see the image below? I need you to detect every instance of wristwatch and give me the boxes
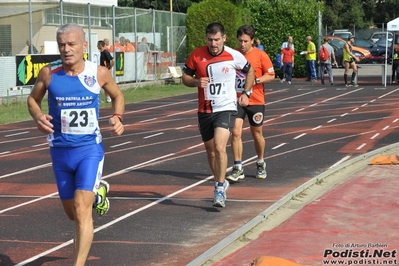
[243,90,251,98]
[255,78,261,84]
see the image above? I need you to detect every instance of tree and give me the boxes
[243,0,324,77]
[185,0,244,55]
[323,0,366,30]
[118,0,201,13]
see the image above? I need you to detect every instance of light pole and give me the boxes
[170,0,174,65]
[29,0,33,54]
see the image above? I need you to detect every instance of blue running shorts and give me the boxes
[50,143,105,200]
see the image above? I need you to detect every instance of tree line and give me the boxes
[118,0,398,30]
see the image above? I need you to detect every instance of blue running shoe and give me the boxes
[213,180,230,208]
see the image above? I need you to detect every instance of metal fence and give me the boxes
[0,1,187,98]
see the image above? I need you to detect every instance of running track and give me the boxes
[1,78,399,265]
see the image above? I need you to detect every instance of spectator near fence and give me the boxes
[26,39,38,54]
[110,37,124,52]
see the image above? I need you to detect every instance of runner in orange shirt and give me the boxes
[226,25,275,182]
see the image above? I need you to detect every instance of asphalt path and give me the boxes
[1,70,399,265]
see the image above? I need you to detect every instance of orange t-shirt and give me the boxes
[125,43,135,52]
[110,42,124,52]
[236,47,275,105]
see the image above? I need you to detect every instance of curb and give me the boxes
[187,142,399,266]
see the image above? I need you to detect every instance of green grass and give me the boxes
[0,83,195,125]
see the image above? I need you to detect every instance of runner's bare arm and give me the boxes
[27,65,54,134]
[182,73,209,88]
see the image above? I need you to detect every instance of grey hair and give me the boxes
[56,23,85,40]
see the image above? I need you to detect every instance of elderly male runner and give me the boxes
[182,22,255,208]
[226,25,275,182]
[27,23,124,265]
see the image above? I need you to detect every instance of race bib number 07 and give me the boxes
[61,108,97,134]
[204,82,227,101]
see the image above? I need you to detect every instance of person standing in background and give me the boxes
[124,39,135,52]
[103,38,110,50]
[136,37,150,80]
[98,40,115,103]
[281,36,295,51]
[255,39,264,51]
[280,42,294,84]
[392,48,399,83]
[26,39,38,54]
[343,35,360,87]
[303,35,317,82]
[319,37,337,85]
[109,36,123,52]
[280,36,294,82]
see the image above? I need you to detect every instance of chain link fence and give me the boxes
[0,1,186,99]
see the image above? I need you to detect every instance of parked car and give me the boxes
[369,31,393,43]
[331,30,353,40]
[367,36,398,64]
[353,38,375,49]
[324,36,371,66]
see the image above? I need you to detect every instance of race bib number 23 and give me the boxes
[61,108,97,134]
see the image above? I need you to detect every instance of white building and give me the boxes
[0,0,117,56]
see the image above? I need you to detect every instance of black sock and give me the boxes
[344,74,347,84]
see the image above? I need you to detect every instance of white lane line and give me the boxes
[243,126,250,130]
[370,133,380,140]
[309,103,318,107]
[351,108,358,111]
[0,192,58,214]
[361,103,368,107]
[370,99,376,103]
[5,131,29,137]
[14,153,205,266]
[378,88,399,99]
[32,143,48,147]
[329,155,351,169]
[0,163,52,180]
[0,151,10,155]
[382,126,390,130]
[140,118,157,123]
[293,133,306,139]
[264,118,275,123]
[312,125,322,130]
[167,109,196,117]
[321,88,363,103]
[281,113,291,117]
[356,143,367,150]
[143,132,164,139]
[188,143,203,150]
[110,142,132,148]
[327,118,336,123]
[393,119,399,123]
[272,143,286,149]
[265,88,325,106]
[340,113,348,117]
[295,108,305,112]
[176,125,192,130]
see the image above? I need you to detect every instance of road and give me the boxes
[1,73,399,265]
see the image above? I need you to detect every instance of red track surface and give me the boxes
[1,73,399,265]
